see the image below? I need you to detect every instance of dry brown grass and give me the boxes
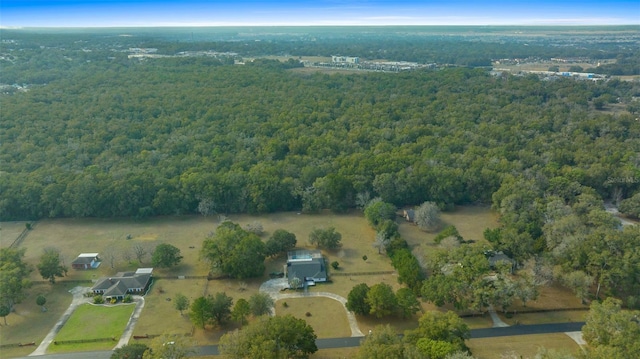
[467,333,581,359]
[6,207,586,355]
[0,221,29,248]
[276,297,351,338]
[311,347,360,358]
[0,282,75,358]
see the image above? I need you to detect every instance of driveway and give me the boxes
[29,287,145,356]
[260,279,364,337]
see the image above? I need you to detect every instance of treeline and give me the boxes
[1,47,639,220]
[3,28,638,71]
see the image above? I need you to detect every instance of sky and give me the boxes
[1,0,639,27]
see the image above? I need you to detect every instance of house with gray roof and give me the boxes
[286,250,327,289]
[91,268,153,300]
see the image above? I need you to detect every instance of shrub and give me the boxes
[245,221,264,236]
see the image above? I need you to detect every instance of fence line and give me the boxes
[331,270,396,277]
[54,337,116,345]
[8,221,37,248]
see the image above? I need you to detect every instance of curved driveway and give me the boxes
[259,279,364,337]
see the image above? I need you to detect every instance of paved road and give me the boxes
[19,322,585,358]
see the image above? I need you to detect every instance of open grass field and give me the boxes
[47,303,135,353]
[1,207,594,356]
[0,221,29,248]
[467,333,581,359]
[276,297,351,338]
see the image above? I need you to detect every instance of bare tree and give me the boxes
[102,247,118,269]
[133,244,149,264]
[414,201,441,232]
[197,197,216,217]
[373,231,390,254]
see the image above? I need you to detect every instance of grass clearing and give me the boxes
[276,297,351,338]
[48,303,135,353]
[8,207,586,354]
[54,303,135,341]
[467,333,581,359]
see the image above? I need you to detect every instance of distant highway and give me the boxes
[19,321,585,358]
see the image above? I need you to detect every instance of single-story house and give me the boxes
[286,250,327,288]
[71,253,101,270]
[91,268,153,300]
[485,251,515,273]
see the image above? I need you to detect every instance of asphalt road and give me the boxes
[18,321,586,358]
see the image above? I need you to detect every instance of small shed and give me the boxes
[403,209,415,223]
[71,253,101,270]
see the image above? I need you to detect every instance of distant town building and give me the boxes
[332,55,359,64]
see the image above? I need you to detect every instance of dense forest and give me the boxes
[1,28,639,222]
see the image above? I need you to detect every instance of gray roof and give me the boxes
[287,258,327,282]
[92,269,152,297]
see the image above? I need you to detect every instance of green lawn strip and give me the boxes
[48,303,135,352]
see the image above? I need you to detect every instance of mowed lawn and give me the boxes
[48,303,135,353]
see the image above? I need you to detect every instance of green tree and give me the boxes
[582,298,640,358]
[249,292,274,317]
[151,243,183,268]
[0,304,10,325]
[560,270,593,305]
[366,283,398,318]
[36,294,47,312]
[0,247,31,311]
[201,222,266,279]
[357,325,414,359]
[265,229,297,257]
[210,292,233,326]
[308,227,342,250]
[415,338,457,359]
[619,193,640,219]
[142,334,195,359]
[404,311,470,352]
[396,288,421,319]
[174,293,189,316]
[415,202,441,232]
[346,283,371,316]
[37,248,67,284]
[364,198,397,228]
[111,343,148,359]
[189,296,213,329]
[219,315,318,359]
[231,298,250,326]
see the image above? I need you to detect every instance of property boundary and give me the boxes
[53,337,116,345]
[331,270,395,276]
[8,221,36,248]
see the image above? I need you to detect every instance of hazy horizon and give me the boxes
[2,0,639,28]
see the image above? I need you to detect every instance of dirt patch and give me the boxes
[0,221,30,248]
